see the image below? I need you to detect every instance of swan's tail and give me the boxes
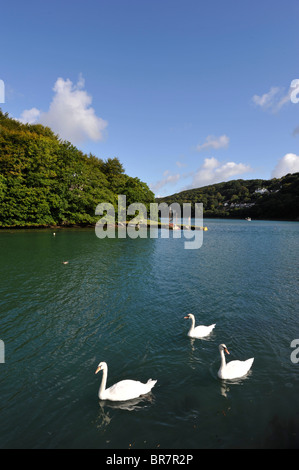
[244,357,254,373]
[147,379,157,389]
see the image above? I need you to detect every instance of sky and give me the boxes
[1,0,299,197]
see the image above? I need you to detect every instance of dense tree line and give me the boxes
[0,110,155,227]
[156,173,299,221]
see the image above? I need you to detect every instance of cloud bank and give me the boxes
[189,157,251,188]
[271,153,299,178]
[19,76,108,144]
[151,157,252,195]
[19,108,41,125]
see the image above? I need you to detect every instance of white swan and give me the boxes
[184,313,216,338]
[218,344,254,380]
[95,362,157,401]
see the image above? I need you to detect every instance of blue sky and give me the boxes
[1,0,299,196]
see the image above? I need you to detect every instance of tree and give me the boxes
[156,173,299,220]
[0,110,155,227]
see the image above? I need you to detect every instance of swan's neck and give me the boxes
[220,350,227,370]
[189,316,196,332]
[99,366,108,399]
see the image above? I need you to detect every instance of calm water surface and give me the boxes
[0,219,298,449]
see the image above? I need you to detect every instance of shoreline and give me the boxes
[0,216,298,230]
[0,221,208,231]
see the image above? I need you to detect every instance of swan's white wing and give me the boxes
[190,323,216,338]
[105,379,156,401]
[223,358,254,379]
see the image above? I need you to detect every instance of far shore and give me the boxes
[0,220,208,231]
[0,216,298,231]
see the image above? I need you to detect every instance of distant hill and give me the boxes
[156,173,299,221]
[0,110,155,227]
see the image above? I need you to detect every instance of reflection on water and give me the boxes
[98,393,156,412]
[95,407,112,432]
[219,376,250,398]
[94,394,156,438]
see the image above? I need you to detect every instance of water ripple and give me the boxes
[0,222,298,448]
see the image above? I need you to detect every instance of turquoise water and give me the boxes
[0,219,298,449]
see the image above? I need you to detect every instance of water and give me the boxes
[0,219,298,449]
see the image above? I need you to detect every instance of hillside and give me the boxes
[156,173,299,221]
[0,110,155,227]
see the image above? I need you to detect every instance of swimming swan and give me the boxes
[184,313,216,338]
[218,344,254,380]
[95,362,157,401]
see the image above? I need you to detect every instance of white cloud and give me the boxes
[252,87,280,109]
[196,134,229,152]
[150,171,181,193]
[271,153,299,178]
[18,75,108,144]
[19,108,41,124]
[189,157,251,188]
[252,83,294,112]
[151,156,252,194]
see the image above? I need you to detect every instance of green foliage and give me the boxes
[156,174,299,221]
[0,110,155,227]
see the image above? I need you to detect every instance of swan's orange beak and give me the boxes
[224,348,230,355]
[184,316,189,319]
[95,365,102,374]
